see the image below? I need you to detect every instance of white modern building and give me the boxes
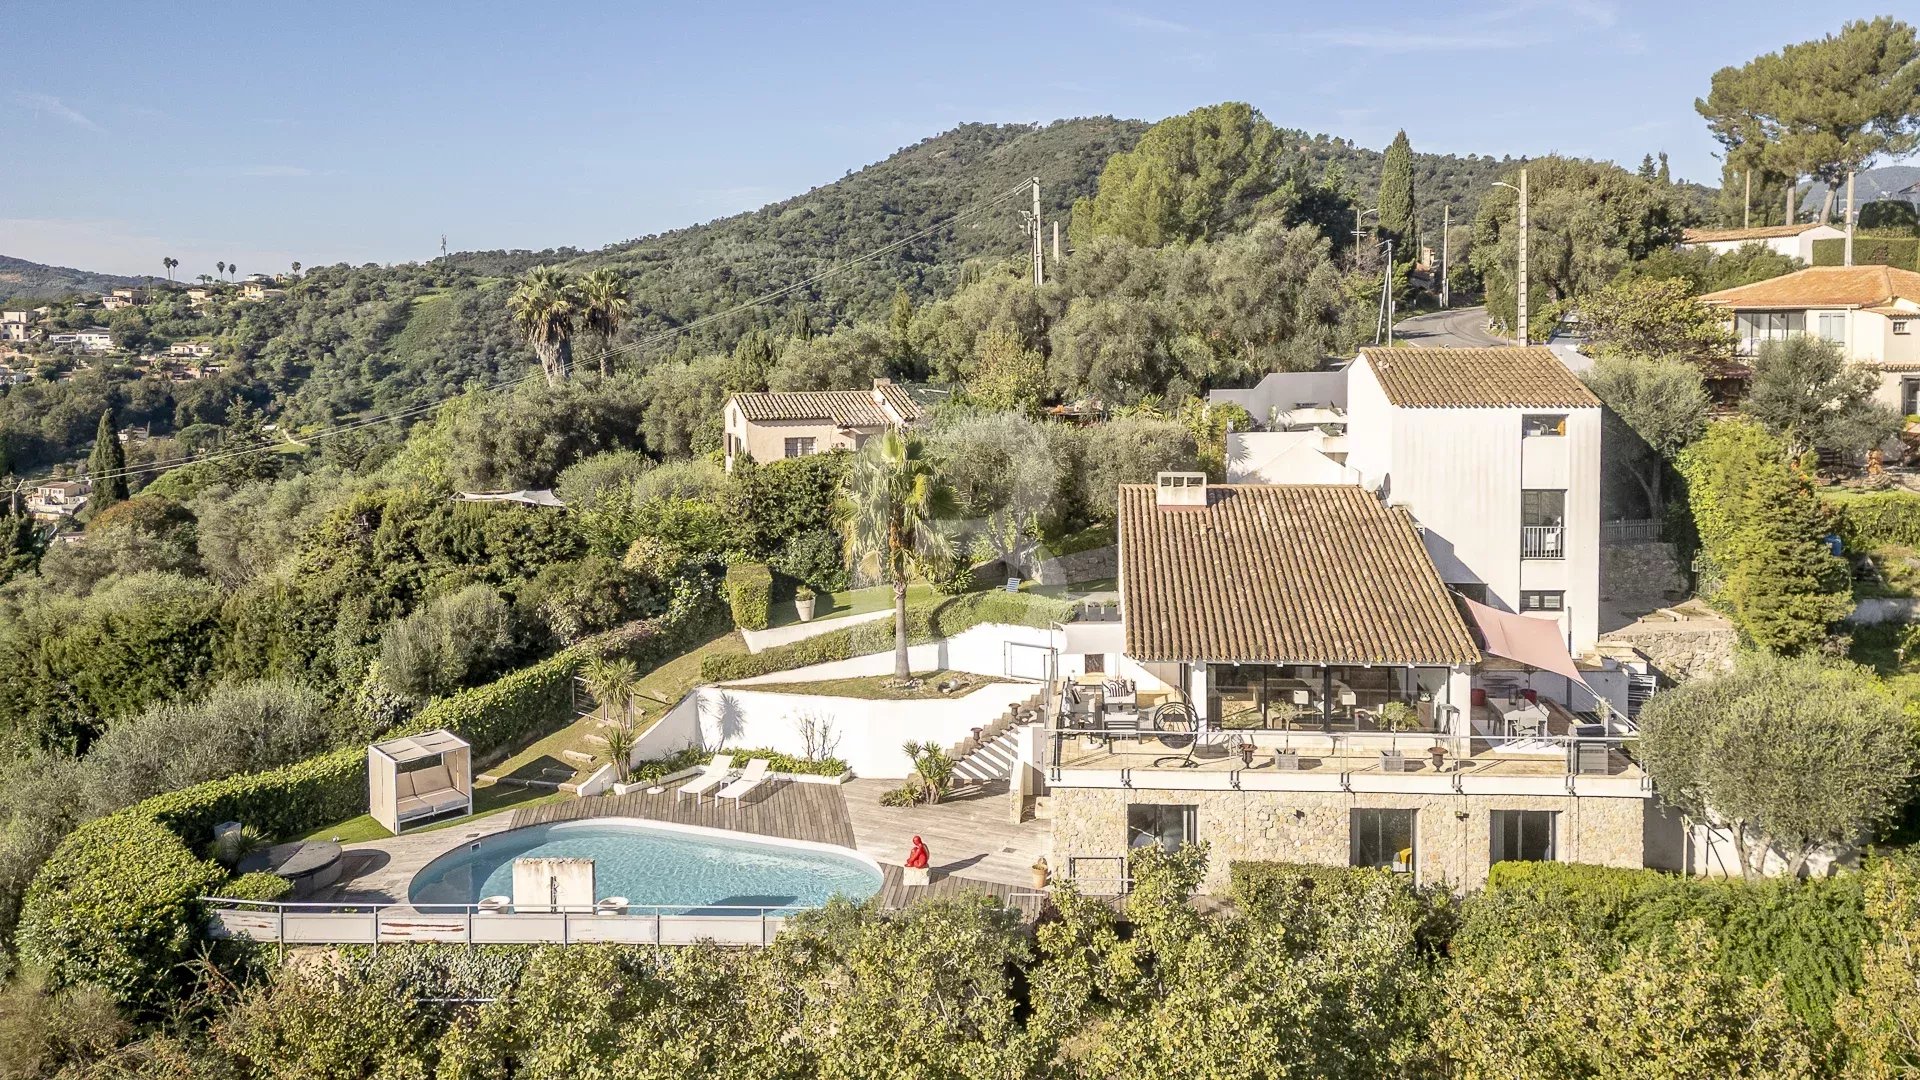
[1214,346,1603,655]
[1677,222,1842,263]
[1698,264,1920,415]
[48,327,115,354]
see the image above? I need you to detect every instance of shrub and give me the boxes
[376,584,521,699]
[1831,490,1920,550]
[1477,861,1682,934]
[718,747,850,776]
[701,590,1073,681]
[724,562,774,630]
[770,529,849,593]
[1812,234,1919,270]
[219,872,293,903]
[628,747,709,785]
[16,814,224,1009]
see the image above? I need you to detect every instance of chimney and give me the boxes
[1155,471,1208,508]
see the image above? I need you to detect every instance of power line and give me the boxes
[6,179,1037,494]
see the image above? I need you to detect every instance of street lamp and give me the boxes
[1491,169,1529,346]
[1353,207,1379,272]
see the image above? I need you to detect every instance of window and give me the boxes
[1083,653,1105,675]
[1351,809,1417,873]
[1896,320,1912,336]
[1522,414,1567,437]
[1521,489,1565,527]
[1450,583,1489,604]
[782,436,816,458]
[1491,810,1557,863]
[1815,311,1847,345]
[1906,379,1920,418]
[1734,310,1805,355]
[1127,804,1196,852]
[1519,590,1565,612]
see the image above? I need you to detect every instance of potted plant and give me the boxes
[795,585,816,622]
[1378,701,1420,772]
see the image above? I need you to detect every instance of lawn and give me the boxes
[740,669,1009,700]
[766,581,939,628]
[301,781,567,844]
[1853,542,1920,600]
[484,627,748,787]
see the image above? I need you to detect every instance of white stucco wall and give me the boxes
[725,623,1063,685]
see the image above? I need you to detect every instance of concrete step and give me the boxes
[561,749,599,767]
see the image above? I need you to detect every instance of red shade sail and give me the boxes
[1461,598,1590,689]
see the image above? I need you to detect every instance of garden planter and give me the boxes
[795,597,816,622]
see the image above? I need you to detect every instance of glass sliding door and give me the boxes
[1351,809,1417,874]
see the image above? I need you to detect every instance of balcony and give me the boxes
[1521,524,1564,560]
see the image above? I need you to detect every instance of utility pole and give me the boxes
[1440,204,1450,309]
[1052,220,1060,263]
[1375,240,1394,345]
[1030,177,1044,286]
[1743,170,1751,230]
[440,234,448,259]
[1844,170,1857,267]
[1516,168,1529,346]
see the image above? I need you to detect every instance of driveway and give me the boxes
[1394,306,1510,348]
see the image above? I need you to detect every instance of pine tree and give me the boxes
[1639,154,1657,180]
[889,286,914,361]
[1722,460,1851,654]
[1656,151,1671,185]
[1378,130,1417,255]
[87,409,128,510]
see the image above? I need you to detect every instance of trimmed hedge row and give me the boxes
[1829,490,1920,549]
[713,747,849,776]
[701,590,1075,682]
[1813,234,1920,270]
[16,814,226,1011]
[725,562,774,630]
[16,588,730,1002]
[220,871,295,902]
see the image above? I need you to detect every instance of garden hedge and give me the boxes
[220,871,295,902]
[16,588,730,1000]
[725,562,774,630]
[711,747,849,776]
[16,814,226,1011]
[1813,234,1920,270]
[700,590,1075,682]
[1828,490,1920,549]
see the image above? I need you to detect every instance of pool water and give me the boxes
[408,819,882,914]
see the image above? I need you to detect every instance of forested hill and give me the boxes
[443,119,1148,343]
[0,256,163,306]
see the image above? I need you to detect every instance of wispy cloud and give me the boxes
[1104,9,1199,35]
[14,92,102,132]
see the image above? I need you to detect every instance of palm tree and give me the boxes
[230,263,239,280]
[290,261,301,278]
[197,274,212,285]
[216,261,227,280]
[161,256,178,281]
[576,268,632,377]
[583,657,639,782]
[508,266,580,386]
[841,429,957,681]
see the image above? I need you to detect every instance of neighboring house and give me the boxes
[1698,265,1920,415]
[1677,222,1842,262]
[1215,347,1604,655]
[101,288,145,311]
[238,281,287,301]
[47,327,115,353]
[168,340,215,358]
[25,480,89,522]
[186,287,214,307]
[3,310,36,344]
[721,378,923,470]
[1038,474,1654,894]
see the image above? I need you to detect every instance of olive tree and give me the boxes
[1638,653,1918,880]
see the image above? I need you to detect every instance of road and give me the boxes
[1392,305,1510,348]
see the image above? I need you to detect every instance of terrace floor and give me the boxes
[1050,733,1640,779]
[318,776,1049,913]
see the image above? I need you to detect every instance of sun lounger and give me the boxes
[715,758,771,808]
[676,754,736,803]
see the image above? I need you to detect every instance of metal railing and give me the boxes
[202,897,796,947]
[1521,524,1565,559]
[1601,518,1663,543]
[1046,725,1640,782]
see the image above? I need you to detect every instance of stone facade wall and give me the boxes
[1049,786,1646,894]
[1604,618,1739,682]
[1008,542,1118,587]
[1599,541,1688,613]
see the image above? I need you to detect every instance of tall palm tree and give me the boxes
[216,261,226,280]
[290,261,301,277]
[841,429,957,681]
[576,268,632,377]
[161,256,178,281]
[508,266,580,386]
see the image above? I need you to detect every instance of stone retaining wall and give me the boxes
[1049,786,1646,894]
[1599,540,1688,612]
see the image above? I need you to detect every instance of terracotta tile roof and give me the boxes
[1118,483,1479,665]
[1360,347,1599,409]
[731,390,893,427]
[1699,265,1920,310]
[1681,223,1827,243]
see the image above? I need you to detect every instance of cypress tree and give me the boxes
[88,409,129,510]
[1378,130,1417,254]
[889,286,914,362]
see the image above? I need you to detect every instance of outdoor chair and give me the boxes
[716,758,772,808]
[393,763,467,826]
[676,754,737,804]
[1101,709,1140,740]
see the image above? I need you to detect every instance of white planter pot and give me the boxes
[795,597,816,622]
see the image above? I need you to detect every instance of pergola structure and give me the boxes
[368,729,472,834]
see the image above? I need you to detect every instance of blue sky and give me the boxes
[1,2,1904,278]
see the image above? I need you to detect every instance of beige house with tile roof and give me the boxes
[722,378,923,470]
[1699,265,1920,415]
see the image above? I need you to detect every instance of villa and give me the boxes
[1697,264,1920,416]
[1040,473,1654,894]
[722,377,923,470]
[1677,221,1843,262]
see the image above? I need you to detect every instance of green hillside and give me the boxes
[0,256,164,306]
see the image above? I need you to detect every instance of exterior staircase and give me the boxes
[947,691,1043,783]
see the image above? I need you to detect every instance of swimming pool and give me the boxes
[407,818,883,914]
